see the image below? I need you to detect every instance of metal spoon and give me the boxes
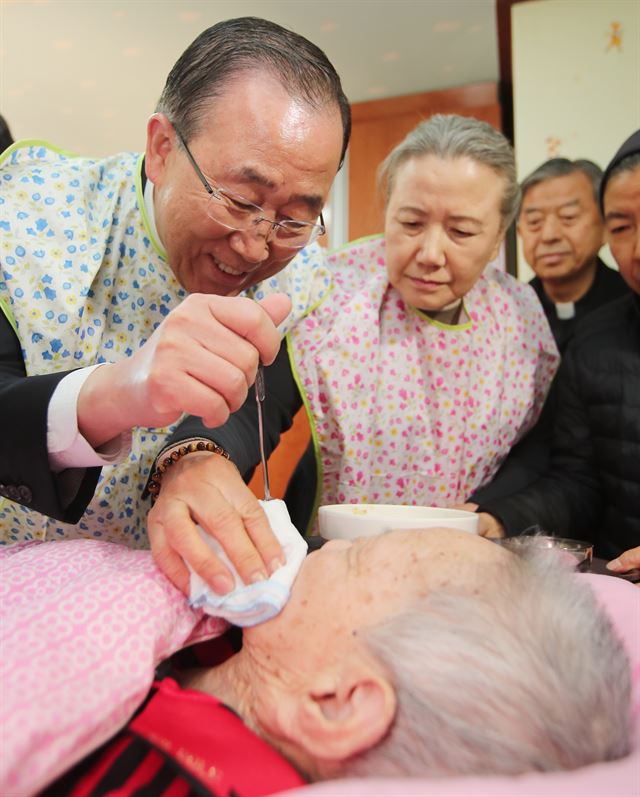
[254,364,272,500]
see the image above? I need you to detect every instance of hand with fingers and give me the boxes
[475,513,506,538]
[607,545,640,575]
[75,292,291,448]
[453,503,505,538]
[146,450,284,595]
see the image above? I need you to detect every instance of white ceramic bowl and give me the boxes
[317,503,479,541]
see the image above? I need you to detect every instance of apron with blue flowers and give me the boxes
[0,142,330,544]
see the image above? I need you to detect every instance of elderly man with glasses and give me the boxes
[0,17,350,588]
[174,124,327,254]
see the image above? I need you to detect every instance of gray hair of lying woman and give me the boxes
[338,541,631,778]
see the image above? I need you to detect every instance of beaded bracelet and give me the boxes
[146,439,230,502]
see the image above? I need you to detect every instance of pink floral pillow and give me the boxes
[0,540,226,797]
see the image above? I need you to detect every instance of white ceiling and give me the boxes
[0,0,498,155]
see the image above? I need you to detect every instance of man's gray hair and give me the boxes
[520,158,603,213]
[378,114,520,229]
[340,548,631,778]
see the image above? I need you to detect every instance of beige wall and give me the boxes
[0,0,498,158]
[512,0,640,279]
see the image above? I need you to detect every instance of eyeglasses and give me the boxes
[173,124,325,249]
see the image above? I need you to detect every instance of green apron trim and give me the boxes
[413,302,474,331]
[284,257,339,535]
[135,155,167,260]
[339,231,385,248]
[0,138,82,168]
[286,334,324,537]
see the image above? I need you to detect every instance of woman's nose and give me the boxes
[417,227,446,267]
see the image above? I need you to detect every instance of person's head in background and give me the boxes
[517,158,604,303]
[145,17,350,296]
[601,130,640,296]
[377,114,518,317]
[192,528,631,780]
[0,113,14,153]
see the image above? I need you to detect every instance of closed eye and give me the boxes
[278,219,311,231]
[228,197,257,213]
[215,187,261,214]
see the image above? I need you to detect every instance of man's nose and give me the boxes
[417,226,447,267]
[228,225,270,264]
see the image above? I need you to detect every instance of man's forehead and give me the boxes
[522,197,582,216]
[224,164,326,213]
[522,172,595,209]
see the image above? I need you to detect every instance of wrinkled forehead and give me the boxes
[388,154,507,211]
[363,528,510,590]
[521,171,596,208]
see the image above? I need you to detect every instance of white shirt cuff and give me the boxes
[48,364,132,472]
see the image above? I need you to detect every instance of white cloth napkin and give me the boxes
[188,499,308,627]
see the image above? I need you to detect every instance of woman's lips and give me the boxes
[408,276,446,291]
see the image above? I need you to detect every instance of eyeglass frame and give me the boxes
[171,123,326,249]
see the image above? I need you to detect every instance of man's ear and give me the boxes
[292,660,397,763]
[145,113,175,186]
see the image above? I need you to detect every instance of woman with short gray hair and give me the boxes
[379,113,521,229]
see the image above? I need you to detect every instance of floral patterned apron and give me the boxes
[288,235,559,529]
[0,141,330,544]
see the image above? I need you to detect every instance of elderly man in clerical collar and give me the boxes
[517,157,629,352]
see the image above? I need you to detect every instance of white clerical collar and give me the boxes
[555,301,576,320]
[143,175,163,250]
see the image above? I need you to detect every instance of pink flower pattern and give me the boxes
[289,236,559,526]
[0,540,226,796]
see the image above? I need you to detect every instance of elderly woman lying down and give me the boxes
[0,528,633,796]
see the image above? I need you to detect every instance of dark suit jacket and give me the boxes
[478,294,640,559]
[529,258,629,353]
[0,310,100,522]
